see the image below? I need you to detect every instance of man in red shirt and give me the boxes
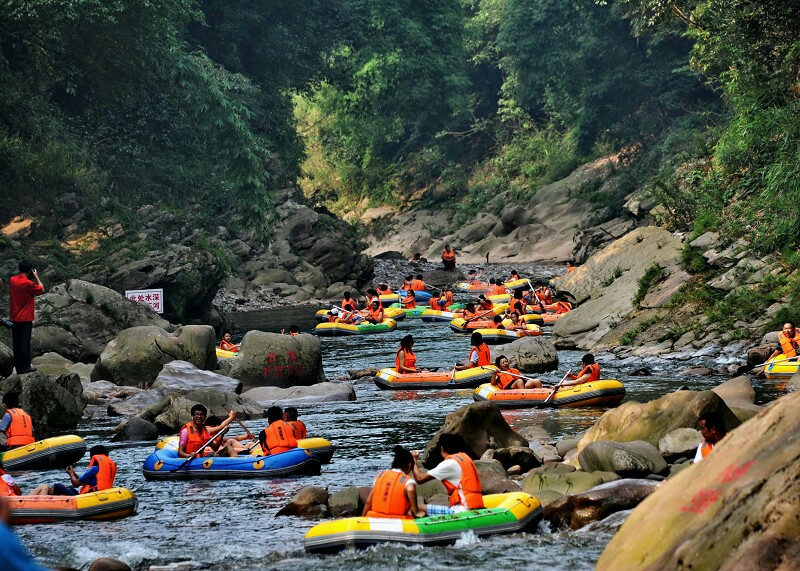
[9,260,44,374]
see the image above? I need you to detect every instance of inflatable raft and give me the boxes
[314,318,397,336]
[503,279,529,292]
[315,307,406,323]
[1,435,86,471]
[7,487,138,525]
[474,326,542,344]
[142,447,321,480]
[421,308,465,323]
[216,347,239,359]
[449,313,541,333]
[473,380,626,408]
[375,365,497,390]
[304,492,542,554]
[156,435,335,464]
[762,354,800,379]
[456,282,488,292]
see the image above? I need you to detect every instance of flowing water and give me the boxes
[12,302,782,570]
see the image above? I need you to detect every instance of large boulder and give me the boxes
[31,279,171,362]
[522,470,606,497]
[711,375,762,422]
[596,390,800,571]
[151,360,242,395]
[578,441,668,477]
[420,402,527,468]
[475,460,521,494]
[328,486,363,518]
[658,428,702,460]
[575,390,741,456]
[499,337,559,374]
[242,382,355,405]
[492,447,542,473]
[91,325,216,388]
[0,372,86,437]
[82,381,144,405]
[544,479,659,530]
[276,486,330,517]
[228,331,325,391]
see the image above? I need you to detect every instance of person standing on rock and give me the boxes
[441,245,457,271]
[0,392,35,451]
[363,445,423,518]
[694,411,727,463]
[454,332,491,371]
[560,354,600,387]
[9,260,44,374]
[412,433,484,515]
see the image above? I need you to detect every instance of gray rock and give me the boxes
[556,438,580,457]
[689,231,719,250]
[348,368,380,380]
[169,325,217,371]
[113,416,159,441]
[152,360,242,395]
[501,336,559,374]
[276,486,329,517]
[516,425,552,444]
[0,343,13,378]
[417,479,448,503]
[242,382,355,405]
[578,441,668,477]
[91,326,185,388]
[228,331,325,391]
[83,381,144,405]
[31,352,73,377]
[107,390,166,417]
[531,444,562,464]
[492,447,542,473]
[522,470,605,497]
[328,486,362,518]
[0,372,85,437]
[658,428,702,458]
[530,489,565,507]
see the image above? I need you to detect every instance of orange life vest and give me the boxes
[510,298,525,315]
[479,301,494,312]
[368,306,384,322]
[444,291,454,306]
[396,348,417,372]
[469,344,492,367]
[411,279,425,291]
[219,339,239,352]
[342,298,357,312]
[442,249,456,262]
[778,332,800,358]
[540,289,553,304]
[263,420,297,454]
[80,454,117,494]
[430,297,447,311]
[377,286,392,295]
[577,363,600,383]
[5,408,35,447]
[443,453,484,509]
[700,440,714,459]
[556,301,571,314]
[367,469,413,518]
[289,332,298,337]
[0,468,18,496]
[182,421,212,456]
[401,292,416,308]
[289,420,307,440]
[496,367,521,390]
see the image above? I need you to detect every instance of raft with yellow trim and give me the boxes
[304,492,542,554]
[474,325,542,344]
[375,365,497,390]
[450,313,542,333]
[216,347,239,359]
[456,282,488,292]
[155,435,335,464]
[421,308,466,322]
[314,318,397,336]
[7,487,138,525]
[503,279,529,292]
[762,354,800,379]
[473,380,626,408]
[142,447,321,480]
[315,307,406,323]
[1,435,86,471]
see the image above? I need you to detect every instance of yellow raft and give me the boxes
[315,307,406,322]
[1,435,86,471]
[762,353,800,379]
[375,365,497,390]
[216,347,239,359]
[314,318,397,336]
[7,487,138,525]
[473,380,626,408]
[304,492,542,553]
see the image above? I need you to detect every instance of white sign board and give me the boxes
[125,288,164,314]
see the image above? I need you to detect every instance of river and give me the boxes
[13,303,781,570]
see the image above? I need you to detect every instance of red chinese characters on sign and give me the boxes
[125,289,165,314]
[263,351,304,378]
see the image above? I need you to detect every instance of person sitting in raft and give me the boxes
[396,334,424,374]
[694,411,727,463]
[400,289,416,309]
[365,300,385,324]
[491,315,505,330]
[429,292,448,312]
[400,275,414,291]
[412,433,484,515]
[0,465,22,496]
[560,354,600,387]
[441,245,457,271]
[491,355,543,390]
[29,445,117,496]
[454,332,491,371]
[219,332,240,353]
[504,312,525,330]
[466,269,482,285]
[341,292,358,313]
[0,392,35,451]
[493,278,507,296]
[555,296,572,314]
[202,415,253,455]
[462,302,477,319]
[258,406,298,455]
[178,405,238,459]
[535,281,554,304]
[411,274,426,291]
[363,445,424,518]
[767,321,800,361]
[283,407,307,440]
[509,270,520,281]
[376,283,392,295]
[509,290,527,316]
[443,286,454,307]
[476,295,494,312]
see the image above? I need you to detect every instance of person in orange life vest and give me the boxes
[400,289,416,309]
[509,270,520,282]
[441,245,457,271]
[177,405,238,459]
[466,269,482,285]
[365,300,385,324]
[396,334,425,374]
[454,332,491,371]
[283,407,307,440]
[566,260,577,273]
[509,290,527,316]
[504,312,525,330]
[0,465,22,496]
[330,307,360,324]
[29,445,117,496]
[400,275,414,291]
[694,411,727,463]
[9,260,44,375]
[341,292,358,313]
[462,302,477,319]
[288,324,300,336]
[555,296,572,314]
[410,274,426,291]
[219,332,240,353]
[491,315,505,330]
[429,293,448,312]
[767,321,800,361]
[476,295,494,313]
[412,433,483,515]
[0,392,35,451]
[443,286,454,307]
[363,445,424,518]
[560,354,601,388]
[258,406,298,455]
[535,281,554,305]
[376,283,392,295]
[491,355,542,390]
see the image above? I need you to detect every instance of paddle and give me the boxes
[170,430,226,472]
[332,305,363,323]
[543,370,572,404]
[448,363,458,384]
[223,405,257,443]
[527,280,547,311]
[464,309,495,323]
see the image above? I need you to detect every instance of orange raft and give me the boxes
[7,487,138,525]
[450,313,543,333]
[474,326,542,344]
[473,380,626,408]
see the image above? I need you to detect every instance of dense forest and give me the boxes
[1,1,799,321]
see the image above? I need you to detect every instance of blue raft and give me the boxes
[142,447,321,481]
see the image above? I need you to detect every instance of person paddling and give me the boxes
[491,356,542,389]
[0,392,35,451]
[560,354,600,387]
[363,445,424,518]
[178,405,238,459]
[454,332,491,371]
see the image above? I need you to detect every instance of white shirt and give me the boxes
[693,440,712,463]
[428,457,468,508]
